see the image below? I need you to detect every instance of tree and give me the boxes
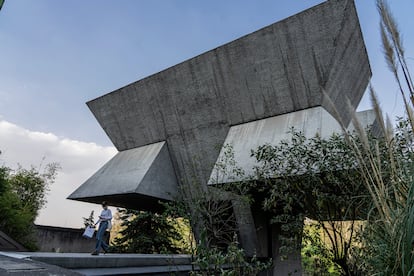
[9,164,59,217]
[112,208,185,254]
[83,210,95,228]
[0,159,59,250]
[301,220,342,276]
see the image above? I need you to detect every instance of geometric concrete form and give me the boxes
[208,106,342,184]
[68,141,179,210]
[349,109,380,134]
[83,0,370,194]
[209,107,378,184]
[70,1,372,274]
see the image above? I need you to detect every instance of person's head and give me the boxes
[101,201,108,210]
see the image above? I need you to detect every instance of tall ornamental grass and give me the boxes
[340,1,414,274]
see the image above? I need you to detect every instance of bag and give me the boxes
[82,226,95,238]
[107,220,112,231]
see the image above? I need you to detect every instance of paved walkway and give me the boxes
[0,252,193,275]
[0,252,81,276]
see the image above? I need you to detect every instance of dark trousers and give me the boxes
[95,221,109,252]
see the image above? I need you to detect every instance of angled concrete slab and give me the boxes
[68,141,179,210]
[209,107,377,184]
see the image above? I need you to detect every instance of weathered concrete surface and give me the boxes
[68,141,179,209]
[1,252,192,276]
[24,252,192,269]
[73,265,191,275]
[209,108,377,184]
[349,109,380,134]
[209,106,341,184]
[34,225,95,253]
[0,253,81,276]
[84,0,370,192]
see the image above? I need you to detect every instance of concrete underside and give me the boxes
[69,142,179,209]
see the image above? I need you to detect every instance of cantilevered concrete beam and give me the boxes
[68,141,179,210]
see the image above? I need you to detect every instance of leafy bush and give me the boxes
[0,162,59,250]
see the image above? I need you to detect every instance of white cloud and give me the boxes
[0,119,117,228]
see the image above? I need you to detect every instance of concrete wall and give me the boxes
[78,0,370,197]
[34,225,95,253]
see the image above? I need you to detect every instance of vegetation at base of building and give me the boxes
[165,148,273,275]
[301,220,342,275]
[189,233,272,276]
[343,0,413,274]
[0,158,59,250]
[249,0,414,274]
[249,126,374,275]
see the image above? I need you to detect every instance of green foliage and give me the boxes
[9,164,59,217]
[302,221,342,276]
[0,162,59,250]
[342,1,414,273]
[347,115,414,275]
[83,210,95,228]
[251,128,369,274]
[112,208,185,254]
[165,143,272,275]
[190,234,272,276]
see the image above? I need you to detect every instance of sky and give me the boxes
[0,0,413,228]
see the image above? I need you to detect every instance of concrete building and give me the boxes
[69,0,371,274]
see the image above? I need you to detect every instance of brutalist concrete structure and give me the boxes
[69,0,371,274]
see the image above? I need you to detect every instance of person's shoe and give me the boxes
[91,251,99,256]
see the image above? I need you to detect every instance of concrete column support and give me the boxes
[231,198,259,257]
[271,224,302,276]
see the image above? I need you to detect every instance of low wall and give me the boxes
[34,225,96,253]
[0,230,26,251]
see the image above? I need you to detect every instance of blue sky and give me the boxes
[0,0,413,227]
[1,0,413,146]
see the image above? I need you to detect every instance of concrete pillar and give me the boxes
[231,199,260,257]
[254,213,303,276]
[271,224,302,275]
